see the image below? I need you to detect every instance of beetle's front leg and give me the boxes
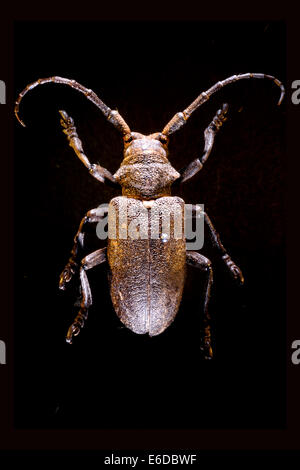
[193,206,244,284]
[59,206,108,290]
[177,103,229,184]
[66,247,107,344]
[186,251,214,359]
[59,110,120,188]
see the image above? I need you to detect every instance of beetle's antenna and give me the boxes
[162,73,285,136]
[15,76,131,136]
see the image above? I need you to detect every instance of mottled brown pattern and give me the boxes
[107,197,186,336]
[15,73,283,347]
[114,132,179,199]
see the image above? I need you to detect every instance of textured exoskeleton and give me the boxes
[108,196,186,336]
[15,73,285,358]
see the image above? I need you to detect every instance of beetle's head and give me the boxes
[113,132,180,199]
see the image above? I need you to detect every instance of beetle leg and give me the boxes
[203,210,244,285]
[59,110,121,188]
[59,206,108,290]
[66,247,107,344]
[186,251,214,359]
[177,103,229,184]
[191,206,244,285]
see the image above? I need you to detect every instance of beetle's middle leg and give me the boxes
[186,251,214,359]
[59,206,108,290]
[66,247,107,344]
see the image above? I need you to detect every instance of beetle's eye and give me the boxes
[159,134,168,145]
[124,134,133,144]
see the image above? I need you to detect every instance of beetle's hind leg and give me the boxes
[66,247,107,344]
[186,251,214,359]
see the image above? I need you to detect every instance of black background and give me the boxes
[14,21,286,429]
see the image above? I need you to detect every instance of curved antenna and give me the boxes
[162,73,285,136]
[15,76,131,136]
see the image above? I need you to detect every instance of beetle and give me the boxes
[15,73,285,359]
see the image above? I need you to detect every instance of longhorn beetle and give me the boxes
[15,73,285,359]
